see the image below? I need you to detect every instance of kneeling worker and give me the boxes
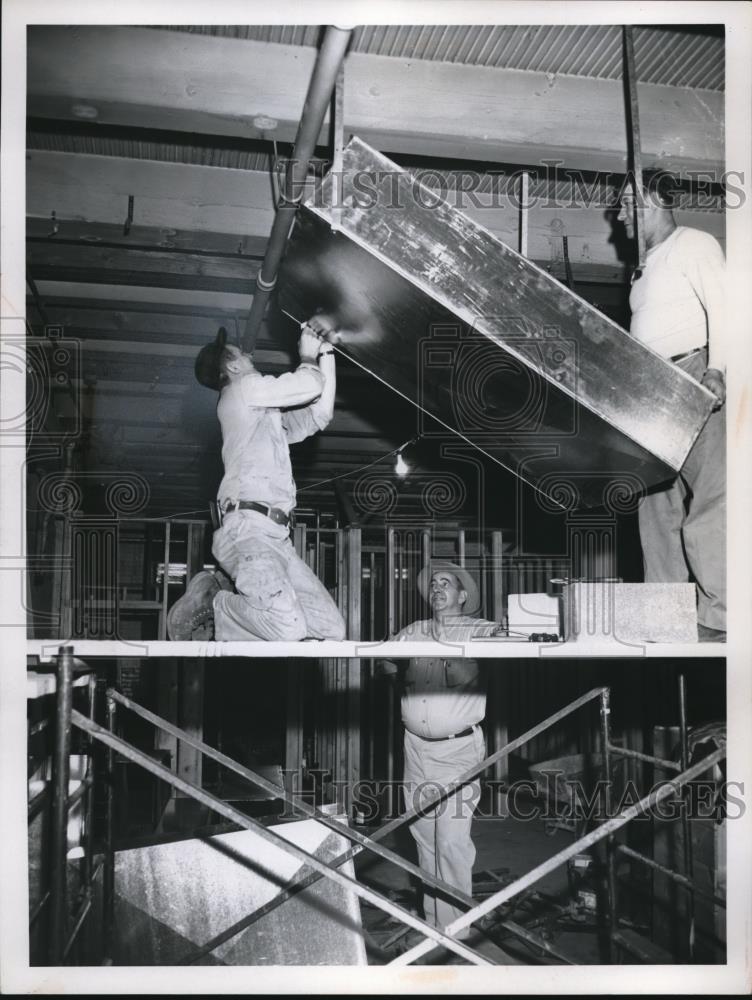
[168,319,346,642]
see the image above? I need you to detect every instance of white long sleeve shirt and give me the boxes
[629,226,727,372]
[216,354,335,513]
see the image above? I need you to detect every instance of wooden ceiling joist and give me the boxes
[28,27,724,175]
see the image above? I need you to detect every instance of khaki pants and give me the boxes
[403,726,485,932]
[211,510,346,641]
[638,351,726,630]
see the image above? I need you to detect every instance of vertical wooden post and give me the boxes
[186,522,203,579]
[51,516,72,639]
[345,528,362,817]
[176,658,206,826]
[489,530,508,811]
[49,646,74,964]
[155,660,178,807]
[386,526,396,637]
[159,521,171,641]
[284,659,304,816]
[491,531,504,623]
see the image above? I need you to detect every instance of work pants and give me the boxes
[211,510,346,641]
[402,726,485,932]
[638,351,726,631]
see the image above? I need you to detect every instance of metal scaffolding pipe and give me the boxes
[608,743,682,773]
[70,709,494,967]
[186,687,609,951]
[49,646,75,965]
[108,687,568,966]
[107,688,477,906]
[615,843,726,910]
[678,672,696,958]
[600,686,617,963]
[242,25,353,351]
[391,745,726,966]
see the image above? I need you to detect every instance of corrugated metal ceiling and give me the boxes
[157,24,724,90]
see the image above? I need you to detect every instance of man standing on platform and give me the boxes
[168,318,346,642]
[383,561,500,936]
[618,170,727,641]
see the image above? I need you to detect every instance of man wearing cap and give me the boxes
[617,169,726,641]
[168,320,346,642]
[383,561,500,935]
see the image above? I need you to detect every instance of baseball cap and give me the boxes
[194,327,229,390]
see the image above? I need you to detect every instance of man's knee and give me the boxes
[325,616,347,641]
[273,616,307,641]
[235,553,295,609]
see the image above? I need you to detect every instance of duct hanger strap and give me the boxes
[277,190,305,210]
[623,25,646,273]
[255,272,277,292]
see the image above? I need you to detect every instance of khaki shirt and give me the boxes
[216,362,328,514]
[387,616,497,739]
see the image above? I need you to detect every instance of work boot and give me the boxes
[167,570,223,640]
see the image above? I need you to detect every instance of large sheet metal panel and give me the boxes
[112,817,367,965]
[279,138,715,509]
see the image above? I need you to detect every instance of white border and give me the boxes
[2,1,751,994]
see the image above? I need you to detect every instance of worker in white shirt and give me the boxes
[168,319,346,642]
[618,170,726,640]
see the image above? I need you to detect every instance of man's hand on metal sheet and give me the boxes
[701,367,725,409]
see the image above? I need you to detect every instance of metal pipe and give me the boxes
[49,646,75,965]
[83,673,97,890]
[102,691,116,961]
[615,843,725,909]
[623,26,646,271]
[191,686,611,939]
[607,743,682,773]
[30,891,51,927]
[62,896,92,961]
[106,688,471,909]
[392,745,726,966]
[678,672,696,959]
[599,687,617,963]
[70,709,493,967]
[243,26,353,351]
[28,784,51,821]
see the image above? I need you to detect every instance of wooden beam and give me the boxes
[28,27,724,174]
[27,150,277,238]
[33,278,253,312]
[27,153,723,281]
[27,241,262,294]
[26,218,269,257]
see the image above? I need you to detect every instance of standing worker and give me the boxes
[618,170,727,641]
[168,318,346,642]
[383,561,500,938]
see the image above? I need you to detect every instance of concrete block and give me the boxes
[563,582,697,644]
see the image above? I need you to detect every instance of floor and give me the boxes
[354,812,605,966]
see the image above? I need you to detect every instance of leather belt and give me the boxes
[223,500,291,527]
[416,725,477,742]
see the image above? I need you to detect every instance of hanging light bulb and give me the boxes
[395,451,410,478]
